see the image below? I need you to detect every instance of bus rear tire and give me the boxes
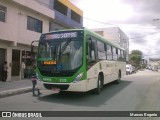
[115,71,121,84]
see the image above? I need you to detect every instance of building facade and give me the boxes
[148,58,160,69]
[0,0,83,81]
[92,27,129,61]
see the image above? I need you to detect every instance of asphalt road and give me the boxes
[0,70,160,120]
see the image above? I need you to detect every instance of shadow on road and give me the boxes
[38,80,132,107]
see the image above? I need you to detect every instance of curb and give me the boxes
[0,87,32,98]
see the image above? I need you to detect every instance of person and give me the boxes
[32,66,41,96]
[21,62,26,79]
[2,61,8,82]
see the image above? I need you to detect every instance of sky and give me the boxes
[69,0,160,59]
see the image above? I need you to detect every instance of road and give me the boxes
[0,70,160,120]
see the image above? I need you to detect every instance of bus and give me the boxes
[35,28,126,94]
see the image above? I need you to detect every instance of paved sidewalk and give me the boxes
[0,79,32,98]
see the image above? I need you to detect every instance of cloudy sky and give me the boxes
[69,0,160,59]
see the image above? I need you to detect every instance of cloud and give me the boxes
[120,0,160,25]
[69,0,160,58]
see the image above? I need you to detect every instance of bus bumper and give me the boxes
[37,80,87,92]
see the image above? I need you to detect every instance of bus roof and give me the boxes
[42,28,125,51]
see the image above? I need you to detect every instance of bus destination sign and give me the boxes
[45,32,77,40]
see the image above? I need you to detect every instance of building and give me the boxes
[36,0,83,30]
[148,58,160,69]
[0,0,83,81]
[92,27,129,61]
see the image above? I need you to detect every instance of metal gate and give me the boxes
[11,49,20,76]
[0,48,5,81]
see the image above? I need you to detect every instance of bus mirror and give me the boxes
[31,45,34,53]
[91,50,95,61]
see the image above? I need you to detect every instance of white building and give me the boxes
[148,58,160,69]
[92,27,129,61]
[0,0,83,81]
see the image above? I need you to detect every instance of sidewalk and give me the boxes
[0,79,32,98]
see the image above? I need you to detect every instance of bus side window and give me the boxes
[117,49,122,61]
[120,50,126,61]
[107,44,112,60]
[113,47,118,61]
[97,41,106,60]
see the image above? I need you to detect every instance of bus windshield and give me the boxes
[38,38,83,72]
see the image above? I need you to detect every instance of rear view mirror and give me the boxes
[31,45,34,53]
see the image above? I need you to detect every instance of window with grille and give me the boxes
[27,16,42,33]
[0,5,6,22]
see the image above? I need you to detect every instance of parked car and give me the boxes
[132,66,137,73]
[152,65,158,71]
[148,66,152,70]
[126,64,132,75]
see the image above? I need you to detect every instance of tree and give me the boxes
[129,50,143,69]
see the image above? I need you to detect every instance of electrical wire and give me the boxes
[83,17,160,30]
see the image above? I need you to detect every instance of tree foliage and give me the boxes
[129,50,143,68]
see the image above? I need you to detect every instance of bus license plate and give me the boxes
[52,88,60,93]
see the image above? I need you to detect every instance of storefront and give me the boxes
[21,50,36,78]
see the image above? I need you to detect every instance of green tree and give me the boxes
[129,50,143,69]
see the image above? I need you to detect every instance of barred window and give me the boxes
[0,5,6,22]
[27,16,42,33]
[71,10,81,23]
[54,0,68,15]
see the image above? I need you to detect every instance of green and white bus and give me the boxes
[36,28,126,94]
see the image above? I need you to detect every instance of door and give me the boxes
[0,49,5,81]
[12,49,20,76]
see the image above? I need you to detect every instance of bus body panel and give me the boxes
[86,60,126,91]
[37,80,88,92]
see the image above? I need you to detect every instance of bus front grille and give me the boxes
[43,84,69,90]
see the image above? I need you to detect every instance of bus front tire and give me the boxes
[93,75,103,95]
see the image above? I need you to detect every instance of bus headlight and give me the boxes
[73,73,83,83]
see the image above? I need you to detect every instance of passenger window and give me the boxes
[112,47,117,60]
[106,44,112,60]
[97,41,106,60]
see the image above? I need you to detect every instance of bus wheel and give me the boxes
[93,75,103,94]
[115,71,121,84]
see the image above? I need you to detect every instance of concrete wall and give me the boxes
[0,0,53,45]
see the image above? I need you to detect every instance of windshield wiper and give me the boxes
[57,39,71,63]
[61,39,71,53]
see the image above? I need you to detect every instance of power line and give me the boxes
[83,17,160,30]
[129,31,160,39]
[83,17,118,26]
